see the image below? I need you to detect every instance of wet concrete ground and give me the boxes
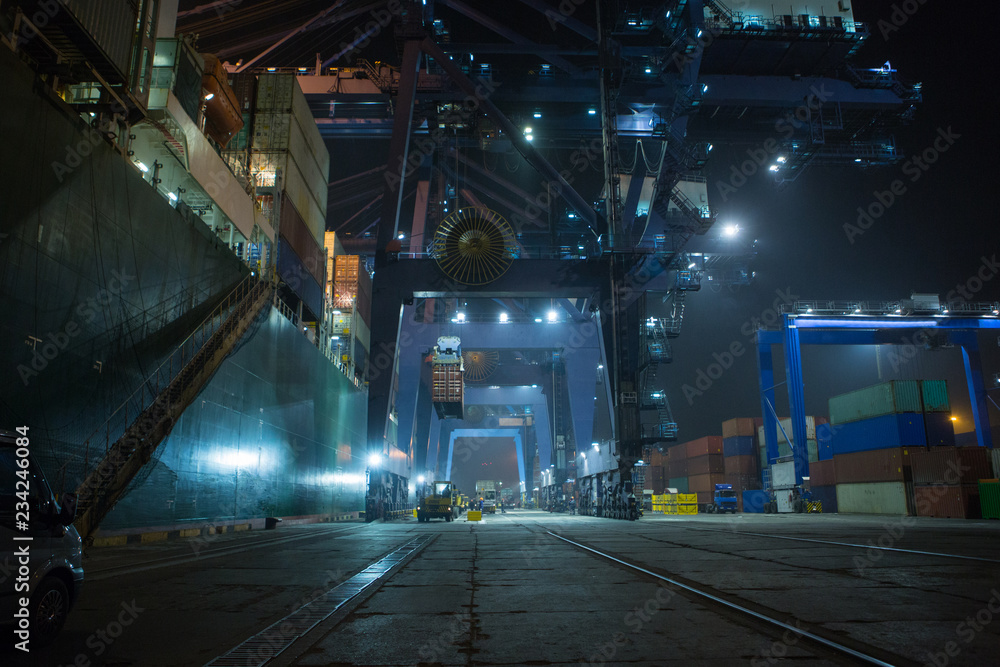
[11,510,1000,666]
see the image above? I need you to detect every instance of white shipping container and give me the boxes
[282,156,326,244]
[253,112,292,151]
[836,482,908,515]
[771,461,796,488]
[291,85,330,180]
[757,416,817,445]
[256,75,295,110]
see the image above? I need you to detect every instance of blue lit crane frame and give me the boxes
[757,313,998,485]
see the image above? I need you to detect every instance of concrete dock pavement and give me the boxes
[9,510,1000,666]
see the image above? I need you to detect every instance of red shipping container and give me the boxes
[910,447,960,485]
[696,491,714,506]
[956,447,994,485]
[686,436,724,459]
[834,448,911,484]
[914,485,966,518]
[647,449,664,467]
[809,459,836,487]
[687,454,724,476]
[688,473,726,493]
[722,418,757,439]
[666,459,688,478]
[724,454,758,477]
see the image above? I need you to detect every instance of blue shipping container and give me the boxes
[924,412,956,447]
[809,485,838,513]
[816,423,834,460]
[724,436,756,457]
[743,489,769,513]
[830,413,927,455]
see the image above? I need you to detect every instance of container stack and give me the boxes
[245,75,330,322]
[828,380,952,455]
[663,446,689,493]
[722,418,762,512]
[684,436,725,507]
[834,448,911,515]
[329,253,372,371]
[643,448,667,494]
[910,447,994,519]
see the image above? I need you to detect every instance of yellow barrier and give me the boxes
[677,493,697,505]
[413,509,418,517]
[806,501,823,513]
[677,505,697,515]
[467,510,483,521]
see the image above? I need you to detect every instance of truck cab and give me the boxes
[417,481,458,522]
[707,483,738,514]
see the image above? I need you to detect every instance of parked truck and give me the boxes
[706,483,738,514]
[476,480,498,513]
[417,481,458,522]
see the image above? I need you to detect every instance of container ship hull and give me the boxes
[0,44,368,533]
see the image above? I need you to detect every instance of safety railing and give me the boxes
[78,274,264,472]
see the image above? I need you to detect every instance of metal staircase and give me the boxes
[703,0,737,28]
[641,317,678,443]
[73,274,273,544]
[358,59,392,92]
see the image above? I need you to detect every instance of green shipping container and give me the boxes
[667,477,689,493]
[829,380,924,425]
[980,480,1000,520]
[920,380,950,412]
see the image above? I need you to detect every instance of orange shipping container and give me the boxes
[687,454,724,476]
[688,473,726,493]
[685,436,724,459]
[722,418,757,439]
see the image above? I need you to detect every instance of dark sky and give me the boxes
[668,0,1000,439]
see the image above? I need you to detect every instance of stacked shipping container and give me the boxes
[910,447,993,519]
[685,437,725,506]
[826,380,955,515]
[828,380,953,454]
[833,448,911,514]
[722,418,762,512]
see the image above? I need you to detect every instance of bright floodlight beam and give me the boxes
[723,224,739,237]
[368,453,382,467]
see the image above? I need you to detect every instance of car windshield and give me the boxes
[719,490,736,498]
[435,483,452,496]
